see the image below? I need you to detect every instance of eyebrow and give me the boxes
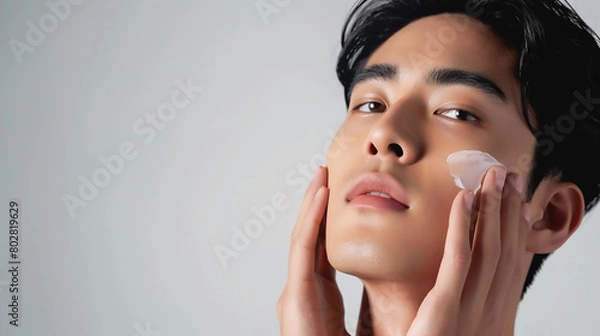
[349,64,507,103]
[349,64,398,94]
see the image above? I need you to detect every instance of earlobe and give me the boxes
[526,181,585,254]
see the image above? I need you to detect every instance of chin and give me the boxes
[324,191,448,284]
[325,220,441,283]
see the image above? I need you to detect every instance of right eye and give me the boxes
[352,101,386,113]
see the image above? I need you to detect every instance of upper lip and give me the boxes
[345,172,410,208]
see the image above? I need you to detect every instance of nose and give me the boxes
[365,98,423,164]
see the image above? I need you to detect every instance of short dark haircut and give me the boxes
[336,0,600,299]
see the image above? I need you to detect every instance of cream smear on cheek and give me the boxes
[446,150,506,192]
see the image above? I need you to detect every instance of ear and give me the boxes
[526,179,586,254]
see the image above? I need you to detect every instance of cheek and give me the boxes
[326,132,358,167]
[325,131,363,194]
[412,185,456,236]
[325,119,370,167]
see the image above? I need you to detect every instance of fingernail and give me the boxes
[315,186,327,199]
[507,173,524,193]
[464,191,475,210]
[495,167,506,189]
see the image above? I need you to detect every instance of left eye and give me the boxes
[438,108,479,121]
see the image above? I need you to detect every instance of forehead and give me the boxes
[363,14,521,102]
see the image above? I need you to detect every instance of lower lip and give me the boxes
[349,194,408,211]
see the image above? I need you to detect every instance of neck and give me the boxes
[355,280,521,336]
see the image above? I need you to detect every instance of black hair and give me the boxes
[336,0,600,300]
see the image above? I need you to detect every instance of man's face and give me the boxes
[325,14,535,286]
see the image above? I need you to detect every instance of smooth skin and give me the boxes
[277,165,530,336]
[277,13,585,336]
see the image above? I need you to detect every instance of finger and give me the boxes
[469,190,482,249]
[288,165,326,271]
[296,166,328,225]
[499,202,532,317]
[288,186,330,283]
[315,217,336,281]
[432,189,475,301]
[460,166,506,318]
[407,190,474,336]
[485,172,524,317]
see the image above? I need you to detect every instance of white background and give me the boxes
[1,0,600,335]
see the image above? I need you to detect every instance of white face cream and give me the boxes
[446,150,506,192]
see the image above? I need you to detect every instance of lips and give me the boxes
[346,172,410,210]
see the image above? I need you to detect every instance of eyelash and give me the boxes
[351,101,386,113]
[436,108,479,122]
[351,101,480,122]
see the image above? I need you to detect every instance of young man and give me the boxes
[277,0,600,335]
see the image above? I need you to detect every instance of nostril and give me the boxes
[369,143,378,155]
[389,143,403,157]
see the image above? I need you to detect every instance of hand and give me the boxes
[404,167,532,336]
[276,166,349,336]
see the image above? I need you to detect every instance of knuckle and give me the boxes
[290,226,306,244]
[290,227,300,243]
[276,291,288,313]
[480,192,501,215]
[289,237,304,252]
[450,250,472,268]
